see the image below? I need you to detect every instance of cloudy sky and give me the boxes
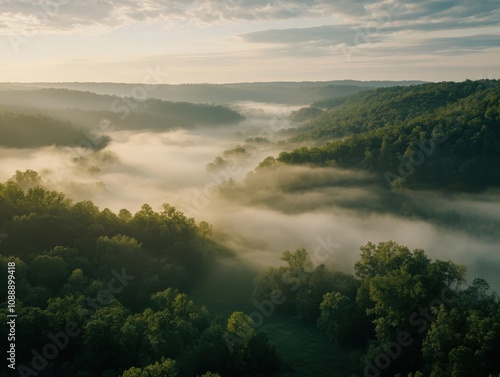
[1,0,499,83]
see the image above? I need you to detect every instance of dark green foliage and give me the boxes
[288,106,323,123]
[1,167,499,376]
[278,80,500,191]
[318,291,371,347]
[252,241,499,377]
[253,248,361,321]
[293,80,499,140]
[122,358,178,377]
[422,279,500,377]
[311,96,349,109]
[0,174,280,377]
[27,255,69,292]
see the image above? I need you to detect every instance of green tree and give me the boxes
[422,279,500,377]
[122,358,177,377]
[280,247,313,275]
[197,221,213,252]
[354,241,465,342]
[27,255,69,292]
[82,305,128,374]
[9,169,42,191]
[318,292,370,346]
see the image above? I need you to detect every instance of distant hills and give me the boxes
[0,80,426,105]
[0,89,244,148]
[0,111,106,150]
[0,80,426,149]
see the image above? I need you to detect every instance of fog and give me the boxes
[1,101,499,292]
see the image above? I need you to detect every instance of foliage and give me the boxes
[252,241,499,376]
[277,80,500,191]
[0,174,280,377]
[422,279,500,377]
[253,248,360,321]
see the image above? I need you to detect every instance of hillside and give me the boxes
[275,80,500,191]
[0,89,245,134]
[0,111,107,149]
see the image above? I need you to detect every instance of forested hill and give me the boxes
[0,89,244,134]
[0,111,108,149]
[291,80,499,140]
[277,80,500,191]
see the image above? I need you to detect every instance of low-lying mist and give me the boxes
[1,102,499,292]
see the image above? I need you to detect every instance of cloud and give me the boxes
[238,24,385,47]
[238,26,499,60]
[0,1,116,34]
[230,0,499,60]
[0,0,497,36]
[397,34,500,55]
[0,0,339,34]
[207,162,500,290]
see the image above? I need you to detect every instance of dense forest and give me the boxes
[1,170,499,377]
[3,0,499,371]
[0,171,279,377]
[276,80,500,191]
[1,80,499,377]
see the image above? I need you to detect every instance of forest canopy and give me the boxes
[1,171,499,377]
[275,80,500,191]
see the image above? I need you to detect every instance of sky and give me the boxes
[0,0,499,83]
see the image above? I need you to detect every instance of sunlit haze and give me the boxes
[1,0,499,83]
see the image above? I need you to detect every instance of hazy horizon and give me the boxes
[1,79,431,85]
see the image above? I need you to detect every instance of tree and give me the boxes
[422,279,500,377]
[354,242,465,340]
[96,234,142,274]
[188,318,232,376]
[318,292,365,346]
[9,169,42,191]
[197,221,213,252]
[82,306,128,374]
[353,241,466,374]
[27,255,69,292]
[280,248,313,275]
[226,311,256,349]
[137,289,210,361]
[122,358,177,377]
[160,204,197,246]
[223,312,280,375]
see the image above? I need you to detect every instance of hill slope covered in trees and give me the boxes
[276,80,500,191]
[0,111,108,149]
